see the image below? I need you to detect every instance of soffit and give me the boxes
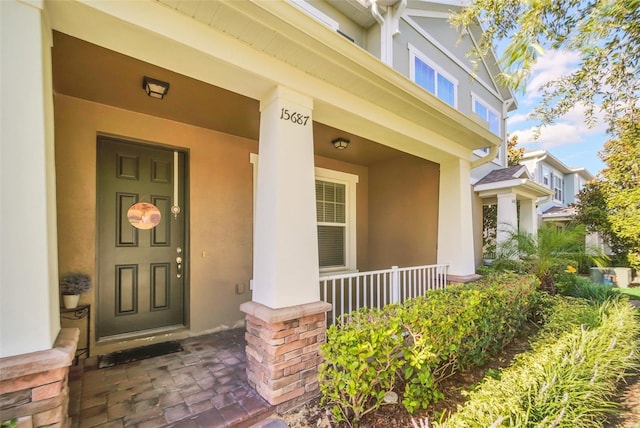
[52,31,261,141]
[51,32,400,166]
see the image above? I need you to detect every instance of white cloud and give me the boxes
[524,50,581,102]
[507,112,530,126]
[509,49,607,173]
[513,123,584,149]
[509,102,608,149]
[560,102,608,135]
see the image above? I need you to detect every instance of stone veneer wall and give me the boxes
[240,301,331,412]
[0,329,79,427]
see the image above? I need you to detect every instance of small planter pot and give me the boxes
[63,294,80,309]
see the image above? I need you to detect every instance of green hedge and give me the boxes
[436,297,640,427]
[318,272,539,425]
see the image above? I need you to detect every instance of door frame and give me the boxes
[95,135,190,341]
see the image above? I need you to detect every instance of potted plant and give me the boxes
[60,272,91,309]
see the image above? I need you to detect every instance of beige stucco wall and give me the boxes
[55,95,380,353]
[368,155,440,269]
[55,94,257,354]
[55,94,440,353]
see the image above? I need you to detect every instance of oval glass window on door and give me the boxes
[127,202,161,230]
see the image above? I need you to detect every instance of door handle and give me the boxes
[176,256,183,278]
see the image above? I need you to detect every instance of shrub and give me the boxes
[494,224,607,295]
[435,298,640,428]
[59,272,91,295]
[318,307,407,424]
[559,275,622,303]
[318,273,539,425]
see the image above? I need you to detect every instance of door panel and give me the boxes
[97,137,186,338]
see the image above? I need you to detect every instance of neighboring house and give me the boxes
[473,164,552,260]
[472,149,595,261]
[519,150,595,226]
[1,0,550,417]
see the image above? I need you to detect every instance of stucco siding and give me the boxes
[368,155,439,270]
[55,95,257,352]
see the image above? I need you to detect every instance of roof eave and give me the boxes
[475,178,554,199]
[232,0,502,150]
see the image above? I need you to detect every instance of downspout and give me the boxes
[537,194,553,206]
[370,0,384,26]
[470,144,499,169]
[370,1,388,65]
[371,0,406,66]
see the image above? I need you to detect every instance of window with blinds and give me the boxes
[316,180,346,268]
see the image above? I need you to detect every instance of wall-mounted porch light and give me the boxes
[332,137,350,150]
[142,76,170,99]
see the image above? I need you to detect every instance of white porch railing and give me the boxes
[320,264,449,325]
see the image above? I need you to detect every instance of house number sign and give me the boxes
[280,108,310,126]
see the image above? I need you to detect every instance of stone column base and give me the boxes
[240,300,331,412]
[0,328,79,427]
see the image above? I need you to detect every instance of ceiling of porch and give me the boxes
[51,31,403,166]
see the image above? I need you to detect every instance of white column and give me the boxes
[519,198,538,237]
[1,0,59,357]
[437,159,476,279]
[252,86,319,308]
[496,192,518,248]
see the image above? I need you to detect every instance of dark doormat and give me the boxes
[98,341,183,369]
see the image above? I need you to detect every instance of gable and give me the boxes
[401,12,504,102]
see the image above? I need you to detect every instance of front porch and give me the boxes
[68,329,274,428]
[67,263,450,427]
[2,0,496,424]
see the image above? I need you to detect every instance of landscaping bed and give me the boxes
[281,274,640,427]
[281,332,640,427]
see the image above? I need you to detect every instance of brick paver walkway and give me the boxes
[68,328,274,428]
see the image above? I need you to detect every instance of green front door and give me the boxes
[97,137,186,338]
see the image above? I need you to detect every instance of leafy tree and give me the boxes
[598,113,640,269]
[572,180,629,265]
[451,0,640,129]
[507,134,524,167]
[496,224,606,294]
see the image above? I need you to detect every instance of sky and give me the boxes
[506,49,609,176]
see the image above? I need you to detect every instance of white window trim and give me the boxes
[404,18,505,101]
[541,165,550,187]
[471,93,502,137]
[408,44,458,109]
[471,93,503,164]
[553,175,564,203]
[315,167,358,274]
[249,154,358,274]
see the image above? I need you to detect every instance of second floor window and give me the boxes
[472,96,501,136]
[410,47,458,107]
[542,167,550,187]
[553,175,564,202]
